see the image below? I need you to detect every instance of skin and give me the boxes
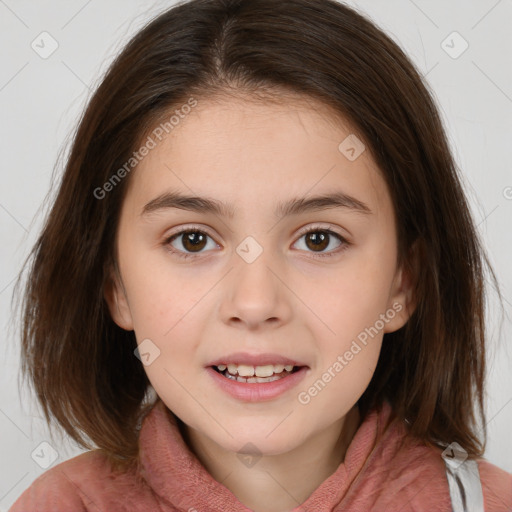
[105,92,417,512]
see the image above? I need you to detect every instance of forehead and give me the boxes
[124,94,391,221]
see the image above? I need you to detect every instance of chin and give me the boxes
[215,425,303,456]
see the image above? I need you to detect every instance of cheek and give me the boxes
[298,332,382,422]
[124,273,170,334]
[119,243,207,334]
[295,255,395,339]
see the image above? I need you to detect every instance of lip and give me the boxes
[206,352,308,368]
[206,366,309,402]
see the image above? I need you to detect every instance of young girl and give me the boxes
[10,0,512,510]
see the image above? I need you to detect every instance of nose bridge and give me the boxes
[220,234,292,327]
[233,234,279,302]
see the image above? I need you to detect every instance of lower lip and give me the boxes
[206,366,309,402]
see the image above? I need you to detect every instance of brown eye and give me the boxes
[304,231,330,252]
[166,229,218,258]
[293,227,349,258]
[180,231,207,252]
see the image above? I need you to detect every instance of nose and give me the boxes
[219,249,293,330]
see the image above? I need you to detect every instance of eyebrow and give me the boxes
[141,189,372,219]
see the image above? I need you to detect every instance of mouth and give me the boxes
[211,363,304,383]
[207,363,309,402]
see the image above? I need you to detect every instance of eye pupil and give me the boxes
[183,232,207,251]
[306,231,329,251]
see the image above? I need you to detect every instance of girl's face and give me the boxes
[106,94,415,457]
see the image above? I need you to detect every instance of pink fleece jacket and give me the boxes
[9,398,512,511]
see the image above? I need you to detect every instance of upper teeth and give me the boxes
[216,363,294,377]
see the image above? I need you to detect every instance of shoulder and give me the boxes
[477,458,512,511]
[9,450,141,511]
[9,451,95,511]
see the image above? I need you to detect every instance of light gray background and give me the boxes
[1,0,511,509]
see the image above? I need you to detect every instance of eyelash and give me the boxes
[163,224,350,261]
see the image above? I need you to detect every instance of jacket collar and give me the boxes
[138,398,395,511]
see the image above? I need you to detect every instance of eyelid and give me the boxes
[294,222,347,239]
[165,223,217,240]
[165,222,348,242]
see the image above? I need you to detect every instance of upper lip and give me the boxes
[207,352,308,368]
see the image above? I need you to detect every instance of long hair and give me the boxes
[15,0,503,470]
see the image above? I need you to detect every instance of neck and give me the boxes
[180,404,361,512]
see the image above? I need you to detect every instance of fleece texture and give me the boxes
[9,398,512,511]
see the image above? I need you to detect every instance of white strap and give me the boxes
[442,444,484,512]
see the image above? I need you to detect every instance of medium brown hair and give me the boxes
[15,0,504,470]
